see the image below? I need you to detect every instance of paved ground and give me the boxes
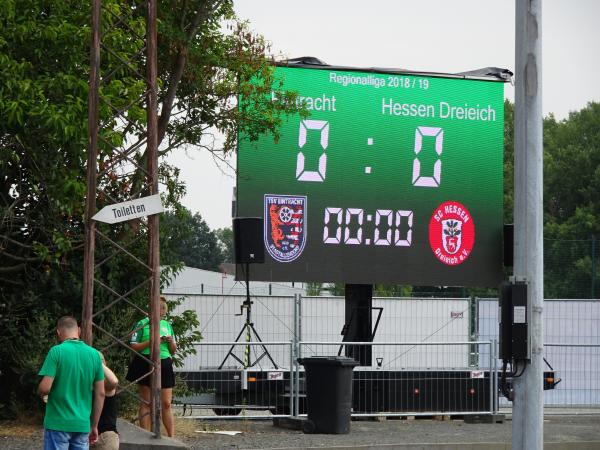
[176,414,600,449]
[3,413,600,449]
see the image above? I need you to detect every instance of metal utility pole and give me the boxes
[513,0,544,449]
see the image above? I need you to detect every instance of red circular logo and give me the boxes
[429,201,475,266]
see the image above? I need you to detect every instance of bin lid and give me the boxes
[298,356,359,367]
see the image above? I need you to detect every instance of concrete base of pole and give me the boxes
[118,419,190,449]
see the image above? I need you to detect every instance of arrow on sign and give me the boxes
[92,194,164,224]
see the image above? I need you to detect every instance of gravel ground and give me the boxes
[3,415,600,449]
[1,429,44,450]
[176,414,600,449]
[178,418,512,449]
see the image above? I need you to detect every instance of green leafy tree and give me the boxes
[491,100,600,298]
[161,209,223,270]
[327,283,346,296]
[215,227,234,263]
[374,284,412,297]
[543,102,600,298]
[0,0,301,418]
[166,297,203,367]
[503,100,515,224]
[306,282,323,296]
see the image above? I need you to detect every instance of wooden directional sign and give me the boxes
[92,194,163,224]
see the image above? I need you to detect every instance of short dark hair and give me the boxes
[57,316,78,331]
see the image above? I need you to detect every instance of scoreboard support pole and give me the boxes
[513,0,544,449]
[343,284,373,366]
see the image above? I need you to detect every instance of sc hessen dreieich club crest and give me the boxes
[428,200,475,266]
[442,219,462,255]
[264,195,307,263]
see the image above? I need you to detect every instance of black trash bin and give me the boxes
[298,356,358,434]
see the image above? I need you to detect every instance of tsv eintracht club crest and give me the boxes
[264,194,307,263]
[428,201,475,266]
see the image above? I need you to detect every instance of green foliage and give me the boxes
[1,0,597,422]
[153,1,304,155]
[374,284,413,297]
[542,102,600,298]
[215,227,234,263]
[327,283,345,296]
[306,282,323,296]
[323,284,412,298]
[165,297,203,368]
[0,0,303,419]
[161,208,224,270]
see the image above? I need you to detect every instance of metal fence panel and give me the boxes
[167,293,501,418]
[167,294,295,370]
[299,342,494,417]
[478,298,600,407]
[168,294,471,370]
[166,294,600,417]
[175,342,294,418]
[372,298,470,369]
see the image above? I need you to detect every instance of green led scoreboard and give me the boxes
[237,63,506,287]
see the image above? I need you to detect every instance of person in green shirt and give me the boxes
[125,297,177,436]
[38,316,105,450]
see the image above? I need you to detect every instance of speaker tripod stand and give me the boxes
[218,262,278,369]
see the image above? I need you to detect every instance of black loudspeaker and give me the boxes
[504,224,514,267]
[233,217,265,264]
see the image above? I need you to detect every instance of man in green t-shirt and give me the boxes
[38,316,105,450]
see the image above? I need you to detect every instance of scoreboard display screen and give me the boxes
[237,63,506,287]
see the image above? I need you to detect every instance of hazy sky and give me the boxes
[169,0,600,230]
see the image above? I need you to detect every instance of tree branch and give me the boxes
[1,251,42,263]
[0,276,24,286]
[0,263,26,273]
[0,235,34,249]
[157,0,222,145]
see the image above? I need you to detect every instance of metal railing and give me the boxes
[542,343,600,408]
[175,342,294,419]
[297,341,496,418]
[478,298,600,409]
[176,340,496,419]
[170,295,600,418]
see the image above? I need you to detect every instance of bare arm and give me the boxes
[130,340,151,353]
[91,379,105,427]
[103,364,119,396]
[165,335,177,355]
[38,376,54,396]
[89,379,105,443]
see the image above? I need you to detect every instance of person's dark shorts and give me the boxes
[125,355,175,388]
